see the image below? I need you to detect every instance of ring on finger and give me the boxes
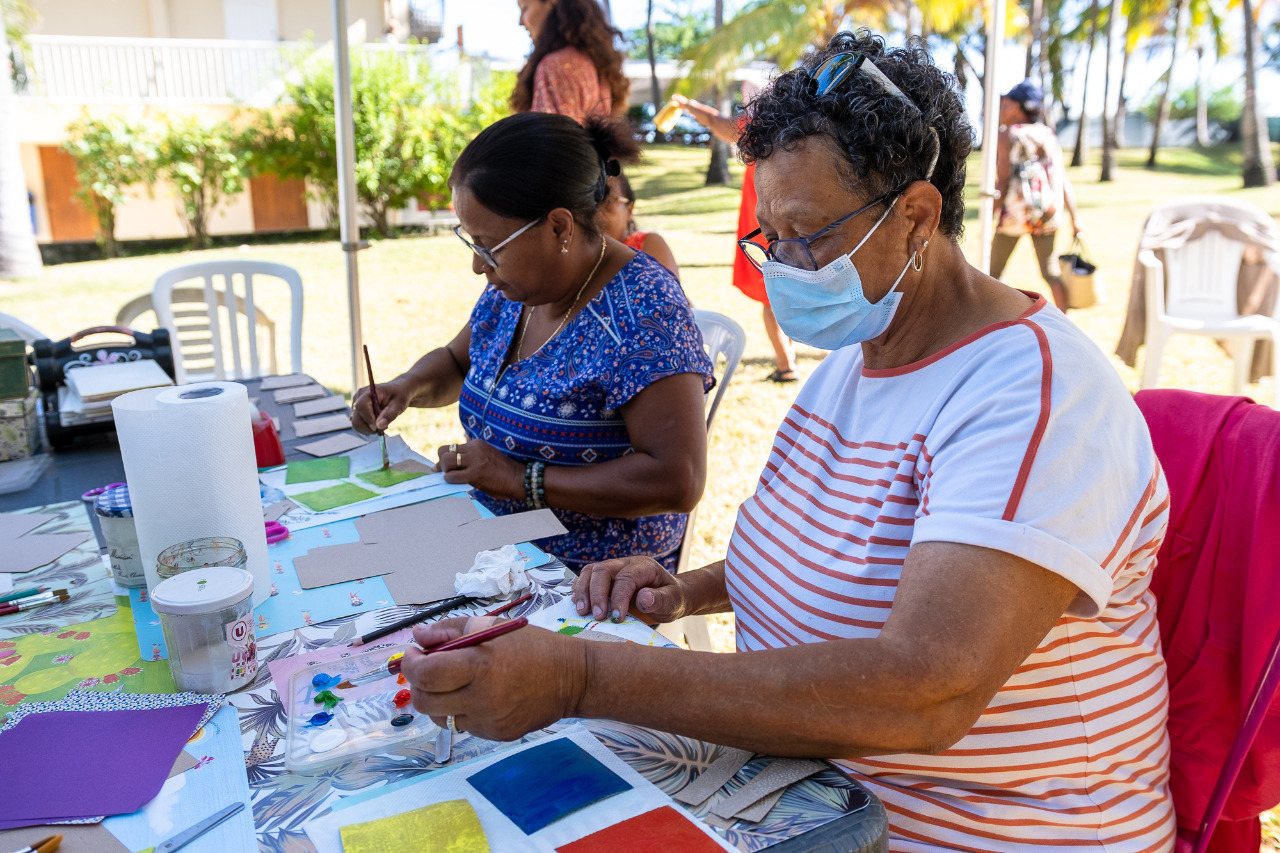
[449,443,458,453]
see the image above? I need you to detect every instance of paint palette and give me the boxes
[282,644,446,774]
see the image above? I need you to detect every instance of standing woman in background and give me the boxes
[513,0,629,124]
[671,94,800,383]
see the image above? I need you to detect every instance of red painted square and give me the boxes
[556,806,725,852]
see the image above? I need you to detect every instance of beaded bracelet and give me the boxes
[524,461,547,509]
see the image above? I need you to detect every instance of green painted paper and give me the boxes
[286,456,351,484]
[356,467,428,489]
[0,594,176,708]
[292,483,378,512]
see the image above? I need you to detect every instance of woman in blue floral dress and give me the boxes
[352,113,713,571]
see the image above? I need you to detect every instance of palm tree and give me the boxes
[0,0,41,280]
[704,0,731,186]
[1240,0,1276,187]
[1112,0,1162,150]
[1100,0,1118,181]
[1188,0,1227,147]
[1071,0,1101,168]
[645,0,661,114]
[1145,0,1190,169]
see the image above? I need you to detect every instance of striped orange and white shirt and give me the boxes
[725,296,1174,852]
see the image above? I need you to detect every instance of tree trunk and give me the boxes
[1115,30,1132,148]
[1099,0,1117,181]
[645,0,661,114]
[1194,44,1211,147]
[1071,0,1100,168]
[0,5,42,279]
[1026,0,1043,79]
[1241,0,1276,187]
[1146,0,1189,169]
[954,42,968,93]
[704,0,731,186]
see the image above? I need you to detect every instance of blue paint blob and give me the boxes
[305,711,334,727]
[311,672,335,688]
[390,713,414,727]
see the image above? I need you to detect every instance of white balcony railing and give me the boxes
[16,35,443,106]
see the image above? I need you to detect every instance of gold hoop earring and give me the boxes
[913,240,928,272]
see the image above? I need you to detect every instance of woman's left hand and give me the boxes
[402,616,587,741]
[435,439,524,501]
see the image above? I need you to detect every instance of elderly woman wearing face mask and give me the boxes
[401,32,1174,852]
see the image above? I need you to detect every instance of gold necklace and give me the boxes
[514,235,608,361]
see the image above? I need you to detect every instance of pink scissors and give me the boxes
[82,482,126,502]
[265,520,289,544]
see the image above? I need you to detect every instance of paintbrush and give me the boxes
[0,591,69,617]
[337,617,529,688]
[0,585,50,604]
[362,344,390,470]
[351,594,477,647]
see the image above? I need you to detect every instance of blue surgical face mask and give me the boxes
[762,200,918,350]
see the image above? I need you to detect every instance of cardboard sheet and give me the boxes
[263,500,297,522]
[274,385,326,404]
[291,499,564,605]
[293,542,397,589]
[292,483,378,512]
[3,532,95,573]
[296,433,368,457]
[734,787,786,824]
[168,750,199,778]
[390,459,434,475]
[286,456,351,484]
[293,414,355,438]
[355,467,427,488]
[0,511,57,539]
[672,748,753,807]
[258,374,314,390]
[707,759,825,820]
[294,395,349,417]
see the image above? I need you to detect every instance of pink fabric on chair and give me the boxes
[1136,390,1280,853]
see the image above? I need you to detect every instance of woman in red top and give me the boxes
[513,0,629,124]
[673,94,799,383]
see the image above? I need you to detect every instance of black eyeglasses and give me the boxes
[737,185,906,272]
[453,218,541,269]
[808,52,940,182]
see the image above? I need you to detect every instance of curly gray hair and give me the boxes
[739,30,974,238]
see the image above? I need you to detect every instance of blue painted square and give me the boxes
[466,737,632,834]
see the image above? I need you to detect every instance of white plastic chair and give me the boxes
[658,309,747,653]
[0,312,46,345]
[152,261,304,384]
[1140,230,1280,407]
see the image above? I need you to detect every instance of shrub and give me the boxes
[155,115,248,249]
[62,113,155,258]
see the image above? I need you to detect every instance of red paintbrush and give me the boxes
[336,617,529,688]
[362,344,390,470]
[0,590,69,617]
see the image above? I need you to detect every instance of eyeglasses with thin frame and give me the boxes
[736,185,906,273]
[453,217,541,269]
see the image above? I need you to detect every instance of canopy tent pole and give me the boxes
[332,0,366,393]
[977,0,1005,275]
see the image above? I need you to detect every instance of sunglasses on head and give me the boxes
[806,52,940,182]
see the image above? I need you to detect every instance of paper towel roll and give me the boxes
[113,382,270,607]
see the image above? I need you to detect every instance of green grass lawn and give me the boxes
[4,143,1278,659]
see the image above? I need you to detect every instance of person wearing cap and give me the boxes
[402,32,1172,852]
[992,80,1082,312]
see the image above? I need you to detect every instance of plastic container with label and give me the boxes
[95,484,145,587]
[151,567,257,694]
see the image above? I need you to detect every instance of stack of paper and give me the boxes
[60,361,173,427]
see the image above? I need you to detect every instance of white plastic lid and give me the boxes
[152,567,254,615]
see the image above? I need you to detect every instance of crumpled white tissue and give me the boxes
[455,544,530,598]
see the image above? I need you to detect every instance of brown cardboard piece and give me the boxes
[708,758,826,820]
[291,498,566,605]
[168,749,199,777]
[0,512,57,539]
[390,458,434,475]
[672,747,754,806]
[3,532,94,573]
[273,385,326,404]
[292,414,355,438]
[296,433,368,457]
[262,500,296,523]
[258,374,313,390]
[293,395,348,417]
